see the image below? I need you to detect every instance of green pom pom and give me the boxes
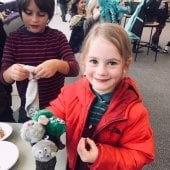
[33,109,53,121]
[32,109,66,137]
[46,117,66,137]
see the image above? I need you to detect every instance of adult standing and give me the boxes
[58,0,69,22]
[150,0,169,51]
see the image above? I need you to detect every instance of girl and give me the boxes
[46,23,155,169]
[0,0,79,122]
[83,0,100,36]
[69,0,86,53]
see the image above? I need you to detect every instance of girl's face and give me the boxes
[77,0,86,13]
[92,4,100,16]
[21,0,49,33]
[84,37,127,94]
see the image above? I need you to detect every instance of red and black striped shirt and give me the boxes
[0,26,79,109]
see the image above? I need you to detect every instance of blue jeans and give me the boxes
[59,3,67,21]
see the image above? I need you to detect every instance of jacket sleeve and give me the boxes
[83,17,95,37]
[46,89,66,121]
[0,33,16,85]
[46,82,77,120]
[90,103,155,170]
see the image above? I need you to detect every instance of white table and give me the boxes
[0,0,16,3]
[4,123,67,170]
[0,0,16,10]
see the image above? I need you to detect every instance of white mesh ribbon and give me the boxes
[24,65,39,118]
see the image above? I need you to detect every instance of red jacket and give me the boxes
[47,77,155,170]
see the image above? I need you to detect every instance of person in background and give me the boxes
[58,0,69,22]
[163,40,170,53]
[83,0,100,37]
[69,0,86,53]
[0,0,79,123]
[125,0,168,53]
[46,23,155,169]
[0,19,15,122]
[69,0,86,17]
[150,0,169,51]
[97,0,131,24]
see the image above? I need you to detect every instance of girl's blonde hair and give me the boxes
[86,0,99,17]
[80,23,132,67]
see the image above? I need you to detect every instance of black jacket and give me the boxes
[0,19,7,62]
[0,19,14,122]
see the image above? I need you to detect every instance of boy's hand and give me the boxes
[34,59,58,78]
[35,59,69,78]
[7,64,29,82]
[77,137,98,163]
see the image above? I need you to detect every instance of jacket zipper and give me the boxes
[72,96,95,169]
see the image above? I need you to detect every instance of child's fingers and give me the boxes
[86,138,97,150]
[77,138,99,163]
[77,138,86,152]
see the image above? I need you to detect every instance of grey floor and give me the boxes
[6,5,170,170]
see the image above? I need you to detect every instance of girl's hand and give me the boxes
[93,10,100,21]
[77,137,99,163]
[7,64,29,82]
[34,59,69,78]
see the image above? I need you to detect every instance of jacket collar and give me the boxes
[76,77,142,129]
